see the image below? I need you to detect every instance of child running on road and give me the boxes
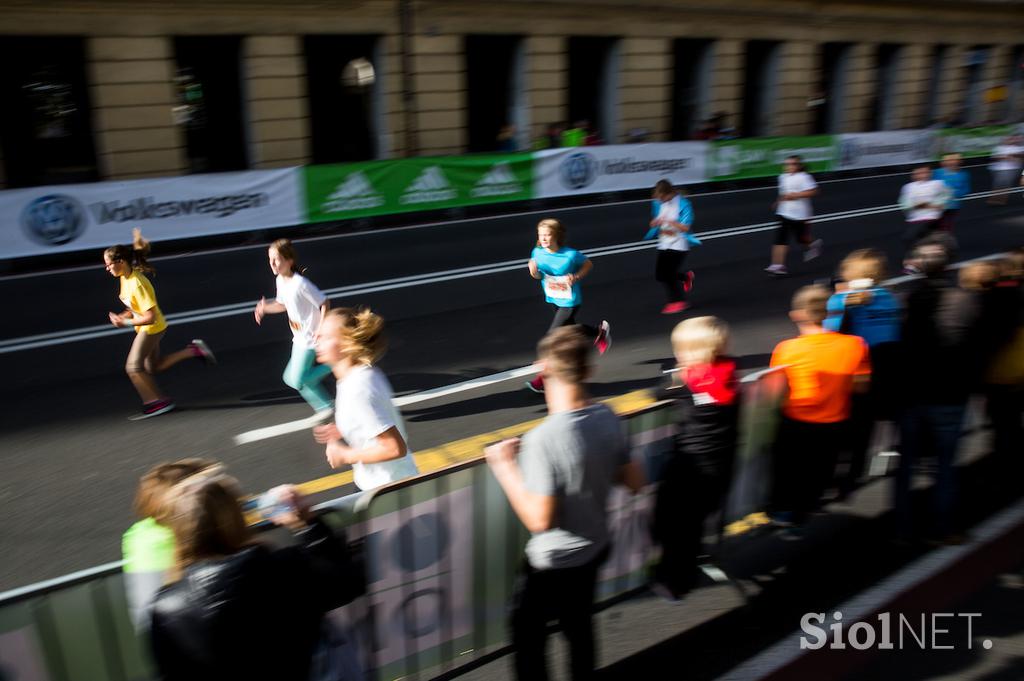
[648,179,696,314]
[104,229,215,419]
[526,218,611,393]
[766,155,821,276]
[254,239,333,416]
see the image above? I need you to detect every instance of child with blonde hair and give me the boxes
[651,316,739,600]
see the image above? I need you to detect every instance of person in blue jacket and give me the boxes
[933,152,971,233]
[824,249,902,498]
[525,218,610,393]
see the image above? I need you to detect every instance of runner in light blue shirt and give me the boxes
[933,152,971,232]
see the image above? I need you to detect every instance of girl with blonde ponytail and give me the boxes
[103,229,215,419]
[313,307,418,489]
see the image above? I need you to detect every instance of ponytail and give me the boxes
[325,307,387,365]
[104,228,154,274]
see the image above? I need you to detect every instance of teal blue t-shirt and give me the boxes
[531,246,588,307]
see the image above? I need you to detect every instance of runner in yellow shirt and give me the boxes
[103,229,216,419]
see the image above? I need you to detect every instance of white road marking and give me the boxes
[232,250,1005,446]
[7,189,1017,355]
[0,162,995,281]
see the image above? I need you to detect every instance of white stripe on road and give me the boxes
[0,162,995,282]
[7,189,1018,355]
[231,251,1006,446]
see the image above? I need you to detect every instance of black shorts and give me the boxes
[774,217,810,246]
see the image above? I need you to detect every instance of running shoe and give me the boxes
[130,399,176,420]
[764,264,787,276]
[661,301,688,314]
[525,375,545,394]
[190,339,217,365]
[683,270,695,293]
[804,239,823,262]
[595,320,612,354]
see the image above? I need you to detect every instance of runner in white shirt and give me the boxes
[254,239,333,415]
[988,135,1024,206]
[313,308,419,490]
[765,155,822,276]
[898,165,951,271]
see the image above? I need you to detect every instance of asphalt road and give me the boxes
[1,164,1021,591]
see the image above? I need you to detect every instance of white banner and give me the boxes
[0,168,303,258]
[535,142,708,198]
[837,130,938,171]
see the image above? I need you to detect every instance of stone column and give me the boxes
[618,37,672,142]
[245,36,310,168]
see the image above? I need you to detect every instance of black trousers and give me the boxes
[655,249,688,303]
[510,552,604,681]
[770,418,846,524]
[547,304,599,339]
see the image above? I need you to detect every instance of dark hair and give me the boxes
[104,228,154,274]
[785,155,805,172]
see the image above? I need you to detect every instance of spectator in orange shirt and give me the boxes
[769,285,871,533]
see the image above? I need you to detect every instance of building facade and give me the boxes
[0,0,1021,188]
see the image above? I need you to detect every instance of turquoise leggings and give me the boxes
[283,344,333,412]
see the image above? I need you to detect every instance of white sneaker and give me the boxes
[804,239,823,262]
[765,264,787,276]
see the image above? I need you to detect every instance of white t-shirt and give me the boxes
[776,171,817,221]
[275,274,326,349]
[899,180,950,222]
[655,195,689,252]
[990,145,1024,172]
[335,365,419,491]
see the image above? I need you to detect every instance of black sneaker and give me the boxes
[130,399,176,420]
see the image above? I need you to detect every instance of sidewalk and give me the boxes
[457,423,1023,681]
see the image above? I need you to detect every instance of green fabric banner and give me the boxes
[706,135,837,181]
[303,152,533,222]
[936,125,1018,158]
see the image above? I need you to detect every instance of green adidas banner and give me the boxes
[706,135,837,181]
[303,153,534,222]
[935,125,1019,159]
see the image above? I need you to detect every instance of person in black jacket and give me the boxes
[894,242,981,543]
[149,470,361,681]
[651,316,739,600]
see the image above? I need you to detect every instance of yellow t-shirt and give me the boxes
[770,331,871,423]
[119,270,167,335]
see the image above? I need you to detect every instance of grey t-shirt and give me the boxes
[519,403,629,570]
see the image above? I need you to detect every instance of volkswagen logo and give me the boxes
[840,139,860,167]
[21,194,86,246]
[559,152,598,190]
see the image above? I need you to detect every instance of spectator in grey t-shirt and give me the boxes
[486,326,643,681]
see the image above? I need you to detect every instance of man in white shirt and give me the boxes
[899,165,951,270]
[766,155,821,276]
[988,134,1024,206]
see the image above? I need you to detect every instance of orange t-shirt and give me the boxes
[770,331,871,423]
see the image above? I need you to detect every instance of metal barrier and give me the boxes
[0,367,787,681]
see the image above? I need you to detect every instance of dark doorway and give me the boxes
[568,36,619,143]
[813,43,852,134]
[742,40,781,137]
[962,45,990,125]
[305,35,380,163]
[173,36,248,173]
[671,38,713,140]
[0,36,98,187]
[869,43,903,130]
[466,35,522,152]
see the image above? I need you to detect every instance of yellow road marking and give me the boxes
[294,389,654,498]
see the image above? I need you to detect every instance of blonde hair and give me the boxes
[133,458,217,524]
[959,260,999,291]
[166,469,251,582]
[326,307,387,365]
[792,285,831,325]
[536,218,566,249]
[838,248,888,285]
[671,316,730,367]
[270,238,306,275]
[538,325,591,384]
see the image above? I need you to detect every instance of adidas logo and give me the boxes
[323,171,384,212]
[400,166,458,205]
[471,162,523,198]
